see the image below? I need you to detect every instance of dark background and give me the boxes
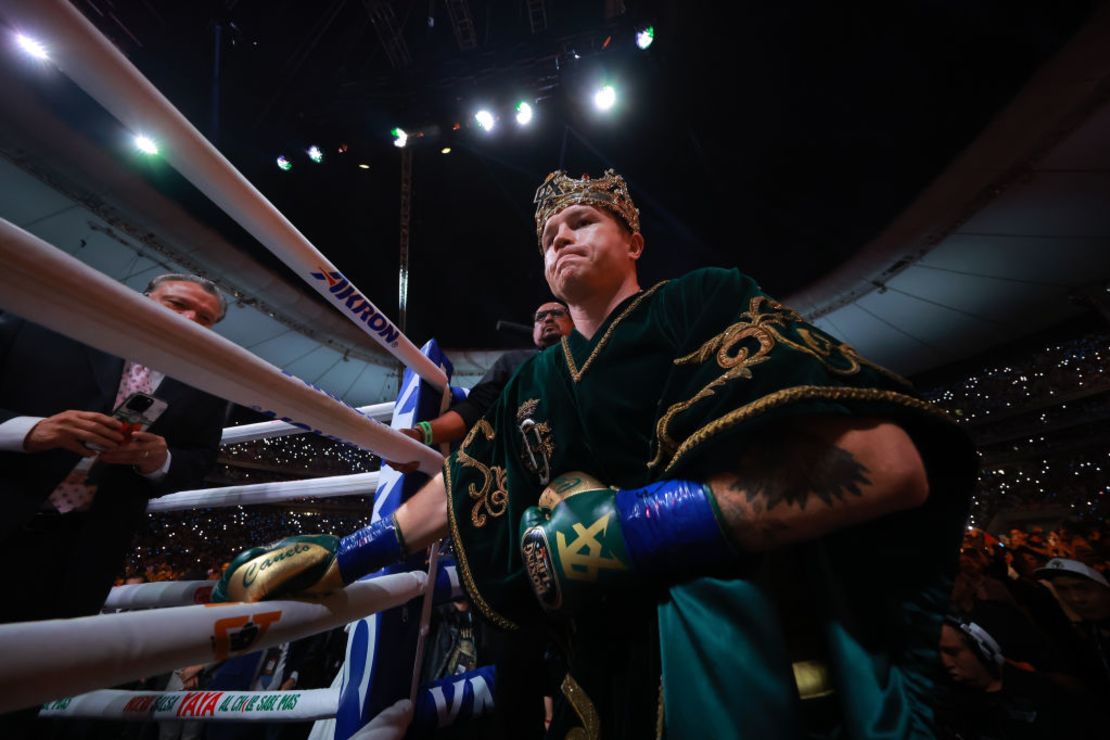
[58,0,1093,349]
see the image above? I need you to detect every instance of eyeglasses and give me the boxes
[534,308,567,323]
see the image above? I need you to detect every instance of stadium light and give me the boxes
[635,26,655,50]
[474,110,496,133]
[593,85,617,111]
[515,101,534,126]
[391,128,408,148]
[307,145,324,163]
[276,155,292,171]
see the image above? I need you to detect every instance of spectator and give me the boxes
[936,617,1097,739]
[0,273,229,624]
[1035,558,1110,700]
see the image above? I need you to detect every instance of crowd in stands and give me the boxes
[937,524,1109,738]
[922,328,1109,528]
[122,506,373,582]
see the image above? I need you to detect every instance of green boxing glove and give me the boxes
[212,534,344,603]
[519,473,631,613]
[519,472,737,613]
[213,515,408,603]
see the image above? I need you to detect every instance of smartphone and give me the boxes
[115,392,169,440]
[87,393,169,450]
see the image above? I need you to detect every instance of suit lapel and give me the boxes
[86,347,124,409]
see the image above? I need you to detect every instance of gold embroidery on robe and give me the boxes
[442,461,518,629]
[562,282,666,382]
[663,384,952,474]
[456,420,509,527]
[561,673,601,740]
[650,296,910,469]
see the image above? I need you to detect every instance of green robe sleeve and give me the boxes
[645,267,967,480]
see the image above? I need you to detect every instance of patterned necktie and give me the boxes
[48,360,155,513]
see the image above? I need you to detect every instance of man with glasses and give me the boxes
[392,300,572,454]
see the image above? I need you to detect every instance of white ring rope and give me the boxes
[102,566,463,612]
[146,472,380,513]
[0,0,448,392]
[223,403,395,444]
[40,688,340,722]
[103,580,214,611]
[0,218,443,475]
[0,573,426,713]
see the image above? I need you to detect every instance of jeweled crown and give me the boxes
[532,169,640,251]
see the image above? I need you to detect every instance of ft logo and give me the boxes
[209,611,282,660]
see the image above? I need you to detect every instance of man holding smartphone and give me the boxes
[0,273,229,624]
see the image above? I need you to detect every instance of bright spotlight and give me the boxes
[391,127,408,148]
[357,163,371,169]
[593,85,617,111]
[474,110,495,133]
[635,26,655,50]
[15,33,49,61]
[276,155,293,171]
[515,101,533,126]
[133,135,159,155]
[441,147,452,155]
[307,145,324,163]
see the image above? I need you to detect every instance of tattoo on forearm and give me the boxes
[725,430,871,511]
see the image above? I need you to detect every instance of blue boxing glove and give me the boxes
[213,514,408,602]
[519,472,737,613]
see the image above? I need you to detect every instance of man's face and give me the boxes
[540,205,642,303]
[532,301,572,348]
[1051,575,1110,621]
[938,625,995,690]
[148,281,222,329]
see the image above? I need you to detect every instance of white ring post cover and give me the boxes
[0,573,426,713]
[0,0,448,392]
[0,218,442,475]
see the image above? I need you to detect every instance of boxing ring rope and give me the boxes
[103,579,214,611]
[0,574,426,713]
[0,0,448,393]
[0,218,443,476]
[39,665,495,733]
[40,688,341,722]
[145,472,380,513]
[223,403,395,445]
[102,564,463,611]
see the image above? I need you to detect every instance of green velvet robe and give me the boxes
[444,267,975,738]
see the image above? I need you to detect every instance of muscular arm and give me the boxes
[395,472,450,550]
[707,417,928,552]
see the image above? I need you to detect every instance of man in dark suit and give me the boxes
[0,273,230,623]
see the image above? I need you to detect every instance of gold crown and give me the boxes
[533,169,640,251]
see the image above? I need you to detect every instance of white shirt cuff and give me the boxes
[0,416,44,452]
[140,450,172,481]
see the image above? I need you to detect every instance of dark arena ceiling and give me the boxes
[3,0,1103,364]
